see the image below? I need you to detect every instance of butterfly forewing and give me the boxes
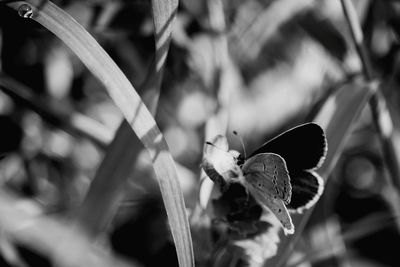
[242,153,291,204]
[249,123,327,172]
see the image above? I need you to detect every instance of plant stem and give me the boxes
[340,0,400,191]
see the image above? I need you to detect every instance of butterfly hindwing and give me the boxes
[244,181,294,235]
[286,170,324,213]
[241,153,294,234]
[249,123,327,172]
[242,153,292,204]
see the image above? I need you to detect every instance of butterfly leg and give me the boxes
[242,185,251,207]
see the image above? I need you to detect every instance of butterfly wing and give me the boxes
[242,153,294,234]
[249,123,327,171]
[244,178,294,235]
[242,153,292,203]
[287,170,324,213]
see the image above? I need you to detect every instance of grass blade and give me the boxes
[0,189,137,267]
[5,1,194,266]
[74,0,179,239]
[316,81,377,177]
[142,0,178,114]
[265,80,375,267]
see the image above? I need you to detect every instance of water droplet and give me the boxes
[18,4,34,19]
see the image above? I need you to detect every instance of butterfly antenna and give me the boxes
[233,131,246,159]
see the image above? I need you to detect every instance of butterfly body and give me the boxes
[202,122,327,234]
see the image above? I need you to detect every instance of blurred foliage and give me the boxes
[1,0,400,266]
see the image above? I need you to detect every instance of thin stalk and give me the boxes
[74,0,178,239]
[340,0,400,192]
[198,0,230,209]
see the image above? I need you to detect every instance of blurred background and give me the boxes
[1,0,400,266]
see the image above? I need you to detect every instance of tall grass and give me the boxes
[0,1,399,267]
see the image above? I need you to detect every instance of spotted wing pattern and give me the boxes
[242,153,291,204]
[245,180,294,235]
[241,153,294,234]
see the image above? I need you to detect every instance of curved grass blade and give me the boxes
[73,0,179,239]
[5,1,194,266]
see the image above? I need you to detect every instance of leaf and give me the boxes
[298,10,348,62]
[316,81,376,177]
[0,189,136,267]
[264,80,375,267]
[230,0,314,63]
[5,1,194,267]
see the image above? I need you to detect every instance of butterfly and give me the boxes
[202,122,327,235]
